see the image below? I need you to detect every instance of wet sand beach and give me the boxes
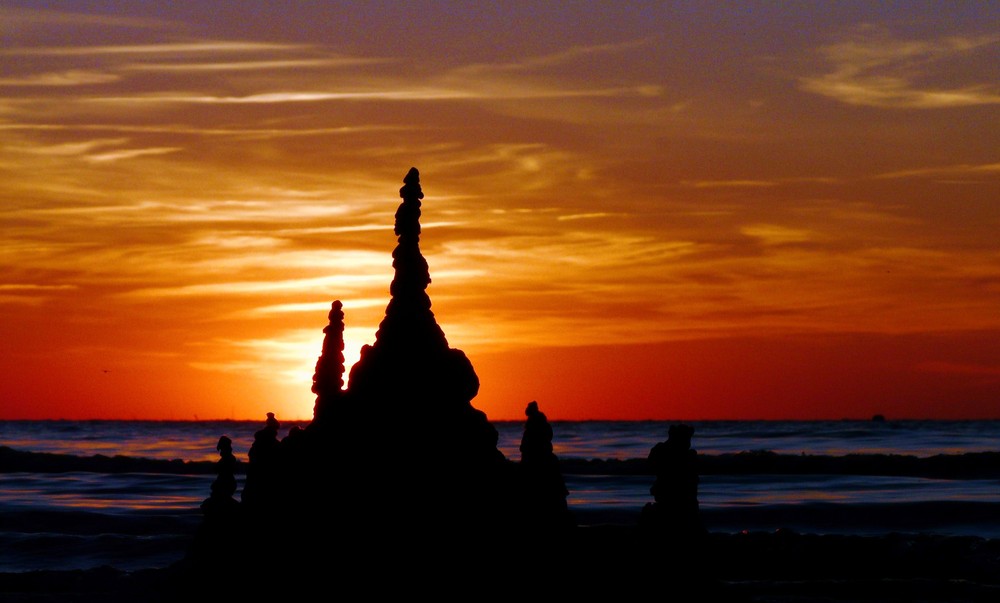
[3,446,1000,601]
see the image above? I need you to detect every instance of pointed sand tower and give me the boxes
[323,168,514,536]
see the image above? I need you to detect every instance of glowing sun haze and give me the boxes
[2,2,998,421]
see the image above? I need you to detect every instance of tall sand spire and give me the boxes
[372,167,447,351]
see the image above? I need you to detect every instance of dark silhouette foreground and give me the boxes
[640,423,707,540]
[518,400,574,529]
[178,169,1000,598]
[185,169,583,588]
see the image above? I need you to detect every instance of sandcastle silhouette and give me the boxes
[189,168,578,585]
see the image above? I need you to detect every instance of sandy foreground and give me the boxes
[3,446,1000,600]
[1,527,999,602]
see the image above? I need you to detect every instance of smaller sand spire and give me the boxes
[311,300,345,419]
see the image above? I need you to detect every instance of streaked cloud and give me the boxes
[3,41,306,56]
[457,39,656,75]
[85,147,181,162]
[741,224,817,245]
[683,180,778,189]
[0,70,120,86]
[0,6,172,30]
[800,27,1000,108]
[120,58,389,72]
[248,298,387,316]
[0,284,77,306]
[86,85,652,106]
[10,137,128,156]
[875,162,1000,179]
[556,212,618,221]
[0,123,412,139]
[122,273,391,299]
[86,90,476,104]
[0,284,78,291]
[681,177,837,188]
[19,199,362,224]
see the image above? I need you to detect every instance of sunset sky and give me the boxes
[2,2,998,421]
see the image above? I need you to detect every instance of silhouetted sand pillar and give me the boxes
[340,168,514,537]
[190,435,244,572]
[210,435,238,500]
[241,413,282,514]
[369,166,448,352]
[518,401,573,530]
[312,300,345,423]
[641,423,706,539]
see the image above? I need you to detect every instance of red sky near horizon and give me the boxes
[2,3,999,422]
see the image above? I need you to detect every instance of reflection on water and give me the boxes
[3,419,999,462]
[699,474,1000,507]
[564,472,1000,538]
[548,472,1000,516]
[7,469,999,519]
[0,473,212,513]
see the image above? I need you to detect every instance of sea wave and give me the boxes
[6,445,1000,478]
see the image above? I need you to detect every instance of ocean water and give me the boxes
[5,419,998,462]
[1,419,999,572]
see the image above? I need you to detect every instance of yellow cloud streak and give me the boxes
[0,70,121,86]
[120,58,387,72]
[875,163,1000,179]
[3,41,307,56]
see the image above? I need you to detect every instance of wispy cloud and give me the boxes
[0,284,77,291]
[681,177,837,188]
[247,298,386,316]
[5,136,180,163]
[800,27,1000,108]
[556,212,618,221]
[10,137,127,156]
[86,90,474,104]
[120,58,388,72]
[19,199,360,224]
[455,38,656,74]
[123,273,391,299]
[0,284,77,306]
[0,6,173,30]
[3,41,306,56]
[0,70,120,86]
[0,122,412,139]
[741,224,817,246]
[85,85,652,106]
[875,162,1000,179]
[682,179,778,188]
[85,147,182,162]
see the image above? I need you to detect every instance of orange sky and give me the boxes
[2,2,999,421]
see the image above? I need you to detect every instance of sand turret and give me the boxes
[346,168,480,415]
[311,300,345,422]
